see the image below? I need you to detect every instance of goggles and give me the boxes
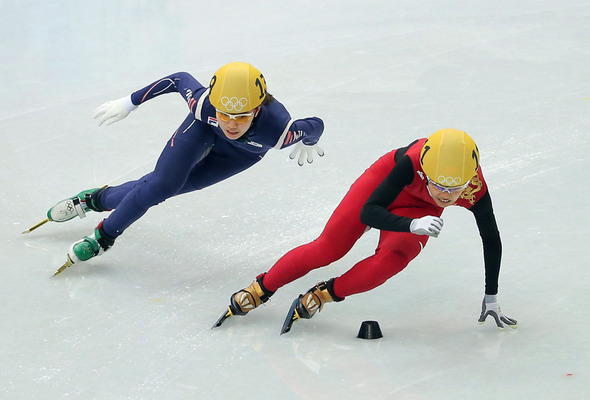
[427,176,470,194]
[215,109,255,124]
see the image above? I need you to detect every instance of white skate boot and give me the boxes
[22,186,107,234]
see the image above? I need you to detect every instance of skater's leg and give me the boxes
[101,115,215,237]
[279,231,428,333]
[262,167,386,292]
[98,180,141,210]
[262,211,366,292]
[332,230,428,298]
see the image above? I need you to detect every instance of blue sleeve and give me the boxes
[130,72,206,112]
[279,117,324,148]
[250,98,324,149]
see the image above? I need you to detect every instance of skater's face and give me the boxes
[216,108,259,140]
[426,180,466,208]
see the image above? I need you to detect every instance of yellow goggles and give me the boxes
[215,109,255,124]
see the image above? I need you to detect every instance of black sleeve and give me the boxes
[470,191,502,295]
[360,154,415,232]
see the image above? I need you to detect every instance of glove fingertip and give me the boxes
[502,317,518,327]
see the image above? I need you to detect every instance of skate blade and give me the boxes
[212,307,234,328]
[51,255,74,278]
[22,218,50,234]
[280,297,302,335]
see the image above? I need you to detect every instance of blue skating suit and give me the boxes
[99,72,324,237]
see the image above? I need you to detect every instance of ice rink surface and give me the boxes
[2,1,589,399]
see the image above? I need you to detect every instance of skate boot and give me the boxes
[213,274,274,328]
[281,279,343,334]
[23,186,109,234]
[47,186,109,223]
[52,221,116,277]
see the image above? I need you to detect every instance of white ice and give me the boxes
[2,1,589,399]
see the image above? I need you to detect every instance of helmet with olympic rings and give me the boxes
[420,129,480,187]
[209,62,267,113]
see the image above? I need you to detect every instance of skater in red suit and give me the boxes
[214,128,517,333]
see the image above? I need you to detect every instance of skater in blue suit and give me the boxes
[28,62,324,275]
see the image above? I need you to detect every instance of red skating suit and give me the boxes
[263,138,501,298]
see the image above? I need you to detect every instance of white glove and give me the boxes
[93,95,137,126]
[289,142,324,166]
[409,216,443,237]
[478,295,518,330]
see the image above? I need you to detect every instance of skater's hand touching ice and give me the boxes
[478,295,518,330]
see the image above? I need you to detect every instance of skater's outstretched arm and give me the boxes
[93,72,206,126]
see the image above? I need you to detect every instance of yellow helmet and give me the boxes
[420,129,480,187]
[209,62,267,113]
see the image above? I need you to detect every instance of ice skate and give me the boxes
[23,185,108,234]
[213,275,274,328]
[280,280,339,335]
[52,222,115,277]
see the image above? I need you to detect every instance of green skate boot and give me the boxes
[23,185,108,234]
[281,279,343,334]
[52,222,116,277]
[213,274,274,328]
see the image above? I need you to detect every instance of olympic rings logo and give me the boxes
[437,176,461,186]
[220,96,249,112]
